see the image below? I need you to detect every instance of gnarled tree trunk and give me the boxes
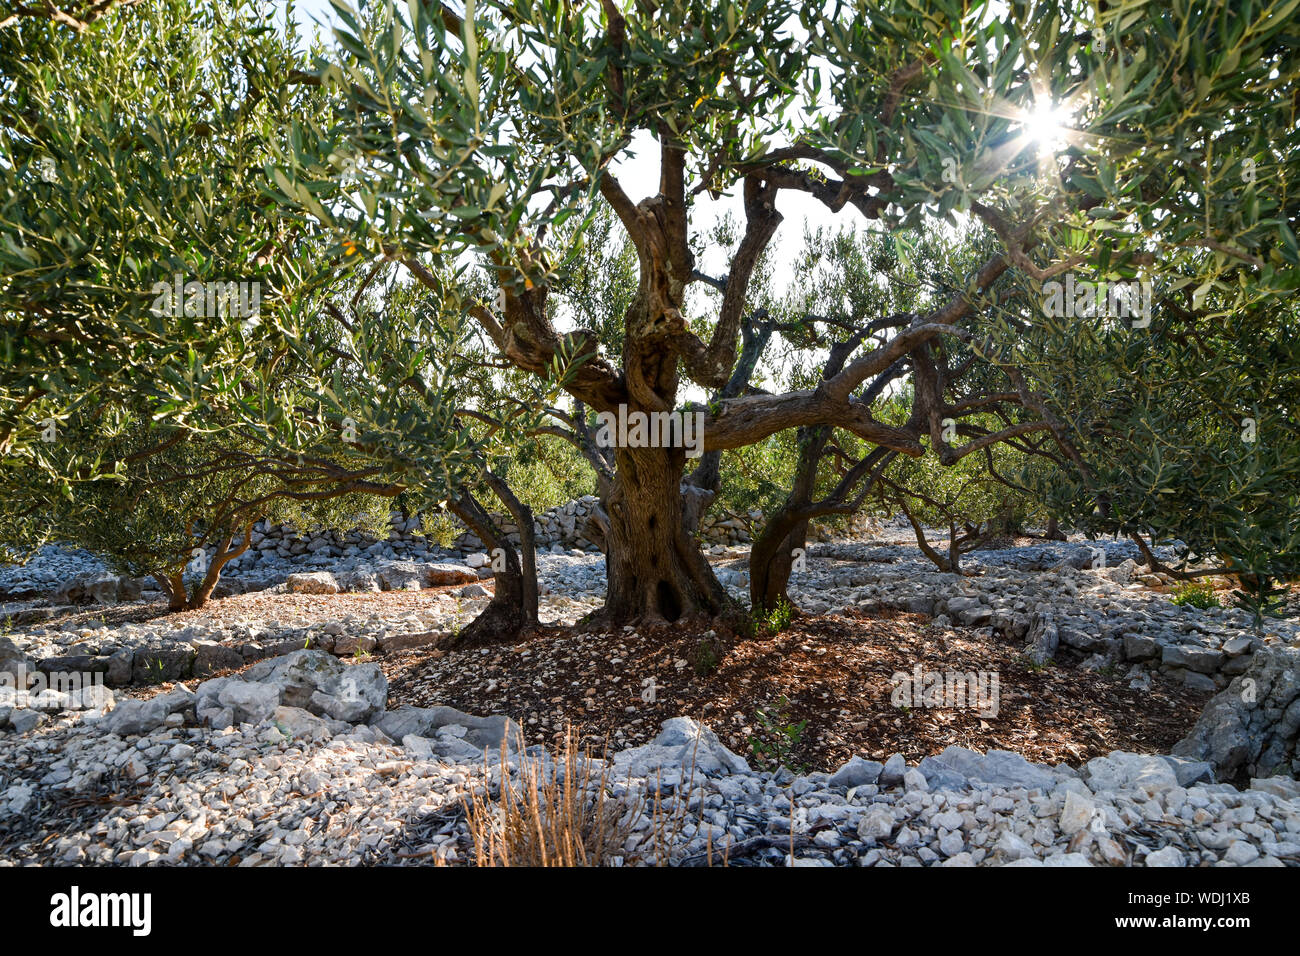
[602,444,727,624]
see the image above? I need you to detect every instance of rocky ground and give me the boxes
[383,608,1207,770]
[1,523,1297,867]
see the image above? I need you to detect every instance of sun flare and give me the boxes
[1021,101,1071,154]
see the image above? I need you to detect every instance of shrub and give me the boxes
[753,598,794,636]
[1170,581,1222,610]
[748,696,808,774]
[688,630,727,677]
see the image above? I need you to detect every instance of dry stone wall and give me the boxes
[246,497,881,556]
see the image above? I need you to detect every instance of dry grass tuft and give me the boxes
[458,726,738,867]
[462,727,636,867]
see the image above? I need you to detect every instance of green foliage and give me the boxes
[1007,279,1300,596]
[767,224,1052,560]
[143,658,167,686]
[420,509,463,550]
[875,406,1045,537]
[688,631,727,678]
[548,202,638,367]
[1170,581,1222,610]
[3,418,392,600]
[0,0,338,474]
[753,597,794,636]
[749,696,807,774]
[502,435,594,511]
[0,3,499,564]
[808,0,1300,304]
[713,437,797,526]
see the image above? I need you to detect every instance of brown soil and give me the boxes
[382,606,1211,774]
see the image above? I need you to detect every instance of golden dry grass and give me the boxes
[457,725,731,867]
[461,727,635,867]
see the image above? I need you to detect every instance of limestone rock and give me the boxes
[285,572,340,595]
[197,649,387,728]
[1172,645,1300,782]
[828,756,883,789]
[1084,751,1178,793]
[373,705,521,752]
[611,717,750,778]
[193,642,244,678]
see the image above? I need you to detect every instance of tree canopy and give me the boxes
[2,0,1297,629]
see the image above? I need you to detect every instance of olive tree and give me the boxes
[262,0,1298,629]
[0,2,523,629]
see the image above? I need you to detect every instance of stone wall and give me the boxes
[247,497,883,557]
[0,498,886,608]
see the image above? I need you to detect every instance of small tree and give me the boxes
[876,424,1044,573]
[2,414,402,609]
